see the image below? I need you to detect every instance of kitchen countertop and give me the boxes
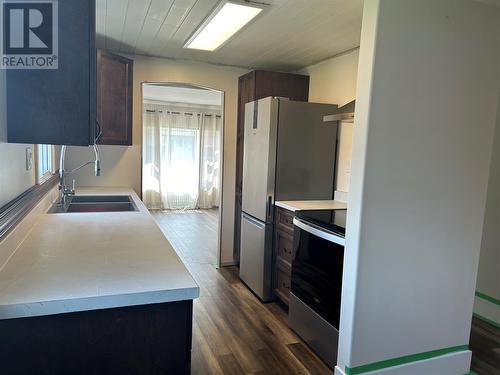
[0,187,199,320]
[275,200,347,212]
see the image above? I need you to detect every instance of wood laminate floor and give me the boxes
[152,209,219,265]
[470,317,500,375]
[152,209,332,375]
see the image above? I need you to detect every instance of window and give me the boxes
[36,144,54,183]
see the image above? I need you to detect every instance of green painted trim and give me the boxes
[475,291,500,306]
[465,371,479,375]
[473,312,500,329]
[344,345,469,375]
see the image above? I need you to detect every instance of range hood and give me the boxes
[323,100,355,123]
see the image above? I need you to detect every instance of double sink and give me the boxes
[48,195,138,214]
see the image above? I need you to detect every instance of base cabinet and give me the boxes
[0,300,193,375]
[274,206,295,306]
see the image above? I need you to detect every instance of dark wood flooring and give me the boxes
[470,317,500,375]
[152,209,331,375]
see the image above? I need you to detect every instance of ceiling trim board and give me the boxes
[148,0,192,56]
[96,0,363,71]
[125,52,257,72]
[129,0,153,53]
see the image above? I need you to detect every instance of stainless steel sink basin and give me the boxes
[70,195,133,203]
[48,195,138,213]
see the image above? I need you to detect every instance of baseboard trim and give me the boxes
[474,294,500,328]
[342,346,469,375]
[220,261,238,267]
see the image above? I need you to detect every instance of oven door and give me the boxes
[291,217,345,329]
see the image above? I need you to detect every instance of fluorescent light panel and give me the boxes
[184,1,264,51]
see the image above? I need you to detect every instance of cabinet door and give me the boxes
[6,0,96,146]
[97,50,133,145]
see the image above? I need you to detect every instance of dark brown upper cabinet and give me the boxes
[96,50,133,146]
[6,0,96,146]
[233,70,310,262]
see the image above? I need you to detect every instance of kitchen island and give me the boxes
[0,187,199,375]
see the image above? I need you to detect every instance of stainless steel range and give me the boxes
[289,209,347,368]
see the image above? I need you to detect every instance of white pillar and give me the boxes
[474,83,500,328]
[336,1,500,374]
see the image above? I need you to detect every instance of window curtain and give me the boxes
[197,114,221,209]
[142,105,221,210]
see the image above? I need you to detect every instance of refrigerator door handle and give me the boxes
[266,195,273,221]
[242,212,266,229]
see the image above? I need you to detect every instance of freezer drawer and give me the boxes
[289,293,338,368]
[239,213,274,301]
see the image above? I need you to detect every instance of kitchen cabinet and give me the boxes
[274,206,295,306]
[0,300,193,374]
[6,0,96,146]
[97,49,133,145]
[234,70,309,262]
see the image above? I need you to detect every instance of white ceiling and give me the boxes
[96,0,363,71]
[143,84,223,106]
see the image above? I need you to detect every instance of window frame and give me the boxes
[35,144,56,184]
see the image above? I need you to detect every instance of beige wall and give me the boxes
[0,68,36,208]
[65,55,248,264]
[300,49,359,106]
[299,49,359,201]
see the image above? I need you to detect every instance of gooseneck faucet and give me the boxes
[59,144,101,205]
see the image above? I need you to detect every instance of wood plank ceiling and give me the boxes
[96,0,363,71]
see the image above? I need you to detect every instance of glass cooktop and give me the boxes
[295,209,347,237]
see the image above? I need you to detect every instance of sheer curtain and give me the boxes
[197,114,221,209]
[143,104,221,210]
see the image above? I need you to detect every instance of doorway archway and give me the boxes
[141,82,225,268]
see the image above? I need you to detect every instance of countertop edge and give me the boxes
[0,187,200,321]
[0,286,201,320]
[275,200,348,212]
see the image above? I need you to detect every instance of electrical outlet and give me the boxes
[25,147,33,171]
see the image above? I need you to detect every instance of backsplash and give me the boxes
[0,185,58,269]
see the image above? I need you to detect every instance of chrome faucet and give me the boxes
[59,144,101,206]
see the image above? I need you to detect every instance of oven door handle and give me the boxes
[293,218,346,246]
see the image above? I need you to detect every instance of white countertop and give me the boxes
[275,200,347,212]
[0,187,199,320]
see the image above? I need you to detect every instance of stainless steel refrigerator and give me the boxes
[239,97,339,301]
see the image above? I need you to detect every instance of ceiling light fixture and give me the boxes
[184,1,266,51]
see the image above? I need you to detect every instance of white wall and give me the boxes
[475,82,500,326]
[0,68,35,208]
[299,50,359,202]
[64,55,248,265]
[336,1,500,374]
